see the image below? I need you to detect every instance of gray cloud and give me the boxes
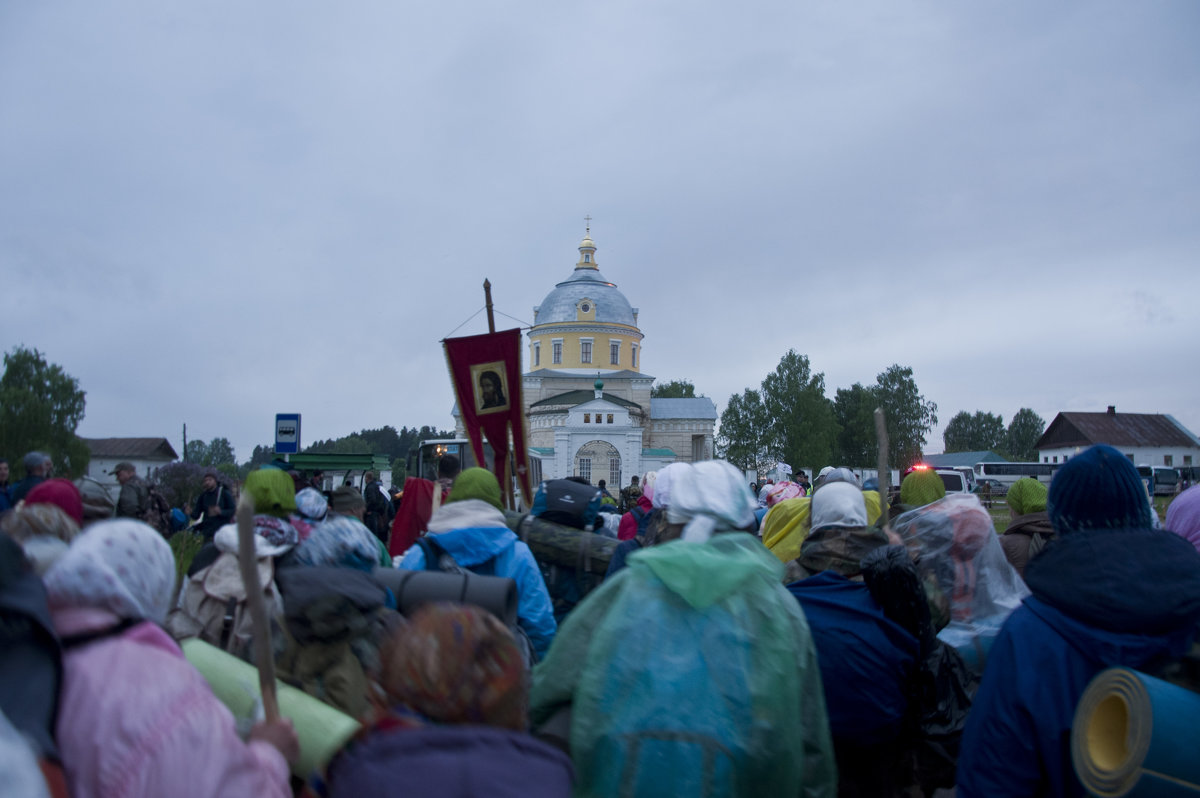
[1,1,1197,461]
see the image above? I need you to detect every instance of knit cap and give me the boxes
[900,469,946,508]
[25,478,84,526]
[1046,444,1152,534]
[447,468,503,511]
[1006,478,1048,516]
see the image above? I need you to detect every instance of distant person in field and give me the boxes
[437,454,461,499]
[11,451,52,504]
[112,462,149,520]
[189,470,236,538]
[619,474,641,513]
[999,478,1054,577]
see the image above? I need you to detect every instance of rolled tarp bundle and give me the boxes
[504,510,617,574]
[182,638,360,778]
[372,566,519,627]
[1072,666,1200,797]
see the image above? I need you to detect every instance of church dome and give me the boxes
[533,235,638,327]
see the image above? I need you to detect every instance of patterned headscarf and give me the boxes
[290,516,379,571]
[294,487,329,522]
[765,481,804,507]
[44,519,175,623]
[1165,485,1200,554]
[1006,478,1048,517]
[376,603,527,730]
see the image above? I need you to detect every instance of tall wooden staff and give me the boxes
[482,278,513,510]
[875,408,900,543]
[235,493,280,722]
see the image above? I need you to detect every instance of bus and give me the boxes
[973,462,1058,487]
[1136,465,1179,497]
[409,439,543,507]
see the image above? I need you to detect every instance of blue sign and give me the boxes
[275,413,301,454]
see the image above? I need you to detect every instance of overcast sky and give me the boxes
[2,1,1198,464]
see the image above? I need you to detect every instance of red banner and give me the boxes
[443,328,532,507]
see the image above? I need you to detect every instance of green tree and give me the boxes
[185,437,236,468]
[832,383,878,466]
[206,437,236,466]
[873,364,937,469]
[240,444,277,477]
[1005,408,1046,461]
[0,346,90,476]
[943,410,1005,453]
[716,388,774,475]
[652,379,697,399]
[760,350,838,471]
[185,439,208,464]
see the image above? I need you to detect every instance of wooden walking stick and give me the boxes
[875,408,902,544]
[235,492,280,722]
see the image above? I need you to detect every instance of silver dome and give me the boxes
[534,268,637,326]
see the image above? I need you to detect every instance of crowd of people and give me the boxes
[1,443,1199,797]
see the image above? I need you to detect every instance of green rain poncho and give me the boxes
[530,532,835,798]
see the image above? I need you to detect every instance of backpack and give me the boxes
[531,480,603,530]
[629,505,654,539]
[165,551,285,660]
[141,483,173,538]
[415,536,538,667]
[0,535,62,764]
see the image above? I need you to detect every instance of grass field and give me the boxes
[981,494,1175,532]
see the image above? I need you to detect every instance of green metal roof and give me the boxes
[285,453,392,471]
[529,390,642,410]
[922,451,1007,468]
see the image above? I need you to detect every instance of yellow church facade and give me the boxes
[520,230,717,485]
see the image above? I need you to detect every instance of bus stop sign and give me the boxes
[275,413,301,454]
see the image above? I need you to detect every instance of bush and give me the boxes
[169,530,206,591]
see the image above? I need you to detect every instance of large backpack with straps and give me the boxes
[531,479,603,531]
[165,551,285,660]
[415,536,538,667]
[141,483,173,538]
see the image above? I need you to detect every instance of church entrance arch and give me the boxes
[574,440,621,487]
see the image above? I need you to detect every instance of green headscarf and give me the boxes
[244,467,297,518]
[447,467,503,511]
[1006,477,1047,516]
[900,469,946,508]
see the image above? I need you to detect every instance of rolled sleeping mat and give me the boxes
[504,511,618,574]
[372,567,519,627]
[181,638,360,778]
[1072,666,1200,797]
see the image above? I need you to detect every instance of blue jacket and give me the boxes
[399,500,557,658]
[324,723,572,798]
[787,571,919,745]
[956,527,1200,798]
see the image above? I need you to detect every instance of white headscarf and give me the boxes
[811,481,868,531]
[650,463,689,510]
[44,519,176,624]
[665,461,758,543]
